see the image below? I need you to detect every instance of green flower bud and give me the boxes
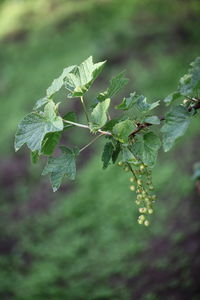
[130,185,135,191]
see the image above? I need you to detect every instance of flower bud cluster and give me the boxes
[118,160,156,226]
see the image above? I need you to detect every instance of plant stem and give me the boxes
[62,119,112,136]
[80,96,90,124]
[127,162,138,181]
[80,134,103,152]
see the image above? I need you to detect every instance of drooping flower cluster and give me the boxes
[118,161,156,226]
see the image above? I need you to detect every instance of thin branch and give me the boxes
[80,134,103,152]
[80,96,90,124]
[63,119,89,129]
[62,119,112,136]
[129,99,200,138]
[127,162,138,181]
[63,98,200,140]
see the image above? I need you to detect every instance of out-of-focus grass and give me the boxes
[0,0,200,299]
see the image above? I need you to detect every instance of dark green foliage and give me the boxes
[131,132,161,167]
[101,142,114,169]
[1,1,200,298]
[161,105,191,152]
[15,56,200,191]
[42,146,78,191]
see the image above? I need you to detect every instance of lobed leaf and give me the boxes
[33,97,49,111]
[163,91,181,106]
[64,56,106,97]
[178,56,200,96]
[115,92,138,110]
[121,146,137,163]
[31,151,40,164]
[161,105,191,152]
[116,92,160,112]
[112,142,121,163]
[42,146,78,191]
[90,98,110,130]
[63,111,77,130]
[131,132,161,167]
[46,66,76,98]
[42,132,61,156]
[101,142,114,169]
[15,101,63,152]
[144,116,160,125]
[112,119,136,143]
[97,71,129,101]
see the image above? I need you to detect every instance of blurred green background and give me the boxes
[0,0,200,299]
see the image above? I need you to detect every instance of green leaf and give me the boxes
[112,119,136,143]
[161,105,191,152]
[135,95,160,113]
[115,92,138,110]
[33,97,49,110]
[101,142,114,169]
[102,116,127,131]
[31,151,40,164]
[112,142,121,163]
[46,66,76,98]
[163,91,181,106]
[63,111,77,130]
[178,57,200,96]
[144,116,160,125]
[192,162,200,181]
[42,132,61,155]
[121,146,137,163]
[116,92,160,112]
[64,56,106,97]
[131,132,161,167]
[42,146,78,192]
[90,98,110,130]
[97,71,129,101]
[15,101,63,152]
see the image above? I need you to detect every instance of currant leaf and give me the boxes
[15,101,63,152]
[97,71,129,101]
[161,105,191,152]
[112,119,136,143]
[163,91,181,106]
[131,132,161,167]
[102,142,114,169]
[42,146,78,192]
[116,92,160,112]
[64,56,106,97]
[144,116,160,125]
[90,98,110,130]
[47,65,76,98]
[178,56,200,96]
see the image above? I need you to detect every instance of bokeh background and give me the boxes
[0,0,200,299]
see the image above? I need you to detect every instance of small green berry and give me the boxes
[140,164,145,171]
[130,185,135,191]
[144,220,150,226]
[138,215,145,224]
[148,208,153,214]
[139,207,147,213]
